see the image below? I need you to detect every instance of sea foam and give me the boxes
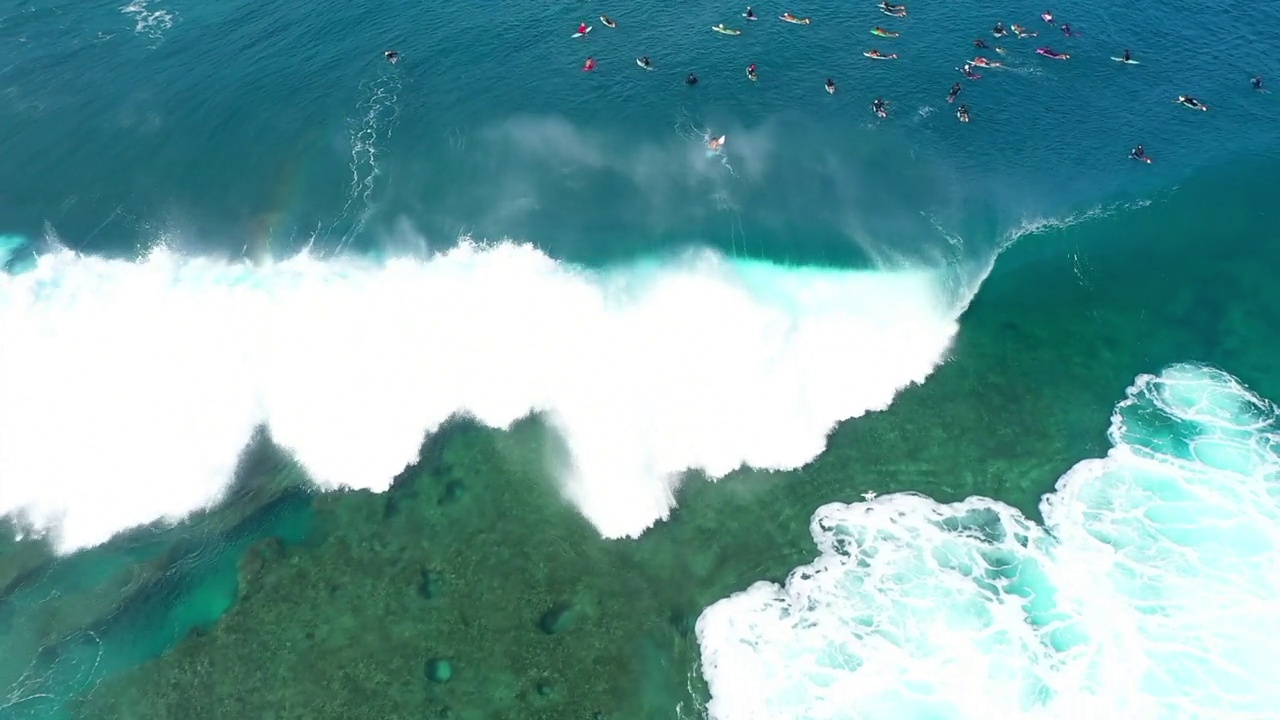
[0,240,963,553]
[697,364,1280,719]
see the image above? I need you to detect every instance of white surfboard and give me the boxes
[1111,57,1140,64]
[636,58,652,70]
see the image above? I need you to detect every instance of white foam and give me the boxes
[0,241,963,553]
[697,364,1280,720]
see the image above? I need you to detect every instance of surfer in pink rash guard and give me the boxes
[577,22,588,35]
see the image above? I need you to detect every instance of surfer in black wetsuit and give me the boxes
[384,50,399,64]
[1060,23,1073,36]
[686,72,698,85]
[746,64,758,80]
[825,77,836,93]
[1122,49,1131,62]
[1253,76,1264,90]
[957,104,970,122]
[745,6,755,19]
[947,82,962,102]
[640,55,650,68]
[1130,144,1146,161]
[872,98,887,117]
[993,21,1007,36]
[973,38,988,48]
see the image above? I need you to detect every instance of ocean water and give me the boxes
[2,0,1280,717]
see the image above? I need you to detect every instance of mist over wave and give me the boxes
[0,236,975,553]
[697,364,1280,720]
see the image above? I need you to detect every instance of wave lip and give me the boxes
[696,363,1280,720]
[1,240,963,553]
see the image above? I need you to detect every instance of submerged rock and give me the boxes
[536,680,554,697]
[418,568,440,599]
[438,480,465,506]
[425,657,453,683]
[538,601,577,635]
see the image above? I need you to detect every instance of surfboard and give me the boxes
[826,84,835,94]
[746,69,758,80]
[871,29,899,37]
[708,135,727,152]
[572,26,592,38]
[600,16,616,28]
[1111,57,1140,64]
[957,112,969,122]
[958,68,982,79]
[743,13,757,19]
[780,15,811,24]
[864,52,896,59]
[880,9,907,17]
[712,25,741,35]
[636,58,652,70]
[1132,155,1152,163]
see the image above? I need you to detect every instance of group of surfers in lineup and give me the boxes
[381,4,1268,160]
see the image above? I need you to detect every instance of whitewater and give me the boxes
[0,237,966,553]
[697,363,1280,720]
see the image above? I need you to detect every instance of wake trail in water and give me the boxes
[326,71,403,252]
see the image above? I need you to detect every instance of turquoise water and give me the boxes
[3,0,1280,717]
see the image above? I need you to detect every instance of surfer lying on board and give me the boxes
[873,26,899,37]
[1130,144,1151,163]
[384,50,399,64]
[601,15,616,28]
[957,104,970,122]
[872,98,888,117]
[1036,47,1069,59]
[973,38,988,48]
[1253,76,1264,90]
[866,49,896,59]
[1012,24,1036,38]
[948,82,962,102]
[583,57,596,71]
[1177,95,1207,110]
[880,1,905,13]
[826,77,836,93]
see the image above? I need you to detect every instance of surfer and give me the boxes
[709,136,725,151]
[577,22,588,35]
[1042,10,1054,22]
[880,1,905,12]
[601,15,616,28]
[1036,47,1069,59]
[639,55,651,69]
[745,6,756,19]
[1130,144,1148,161]
[747,63,758,80]
[957,104,970,122]
[872,97,888,117]
[1012,24,1036,37]
[1176,94,1207,110]
[1123,49,1131,62]
[686,72,699,85]
[961,62,980,78]
[947,82,962,102]
[583,57,596,71]
[1061,23,1074,36]
[825,77,836,93]
[973,38,988,48]
[866,49,897,59]
[993,22,1007,37]
[874,26,899,37]
[1253,76,1264,90]
[972,57,1001,67]
[383,50,399,64]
